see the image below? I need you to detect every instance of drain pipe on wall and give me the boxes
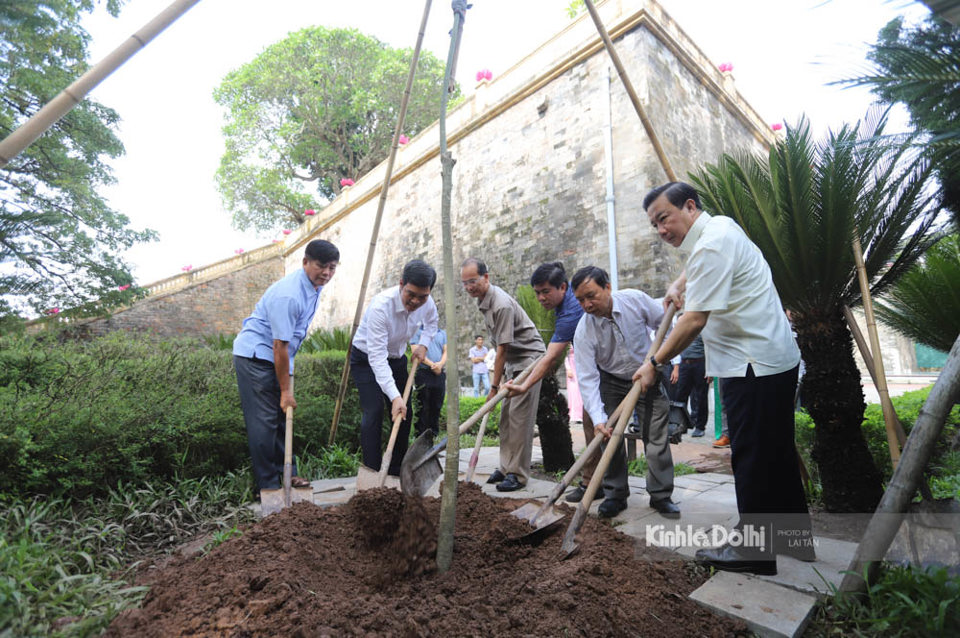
[603,66,619,292]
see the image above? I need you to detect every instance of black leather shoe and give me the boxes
[691,428,705,437]
[597,498,628,518]
[695,543,777,575]
[486,469,505,484]
[496,473,523,492]
[650,497,681,518]
[564,482,587,503]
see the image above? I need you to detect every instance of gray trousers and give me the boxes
[498,363,542,483]
[598,369,674,502]
[234,355,298,491]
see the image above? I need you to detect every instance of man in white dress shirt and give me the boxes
[571,266,679,519]
[351,259,439,476]
[634,181,814,576]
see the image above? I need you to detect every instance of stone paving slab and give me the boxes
[690,571,817,638]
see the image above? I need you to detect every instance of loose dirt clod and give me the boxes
[106,482,748,637]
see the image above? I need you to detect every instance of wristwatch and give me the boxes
[649,354,659,367]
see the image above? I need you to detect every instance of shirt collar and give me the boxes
[392,286,408,315]
[477,284,495,311]
[680,210,712,253]
[556,285,576,317]
[299,268,320,294]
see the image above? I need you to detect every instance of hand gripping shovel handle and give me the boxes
[415,355,544,469]
[377,355,420,487]
[561,305,676,557]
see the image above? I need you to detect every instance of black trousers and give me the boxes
[720,364,812,554]
[234,355,299,491]
[414,366,445,437]
[675,357,708,431]
[350,346,412,475]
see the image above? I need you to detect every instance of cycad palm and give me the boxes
[690,117,939,512]
[875,233,960,354]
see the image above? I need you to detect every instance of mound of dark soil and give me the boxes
[106,483,746,637]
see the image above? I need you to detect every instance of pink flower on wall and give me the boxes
[272,239,282,244]
[398,134,410,145]
[771,123,783,131]
[718,62,734,72]
[282,229,292,235]
[46,307,60,315]
[234,248,245,255]
[476,70,485,82]
[484,69,493,81]
[118,284,131,291]
[181,265,193,272]
[304,209,316,216]
[340,178,355,188]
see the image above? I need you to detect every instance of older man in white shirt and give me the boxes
[351,259,439,476]
[635,181,814,576]
[572,265,679,519]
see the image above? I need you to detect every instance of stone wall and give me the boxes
[75,255,284,338]
[288,0,771,381]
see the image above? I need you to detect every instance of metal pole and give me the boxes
[602,67,619,291]
[0,0,202,168]
[328,0,434,445]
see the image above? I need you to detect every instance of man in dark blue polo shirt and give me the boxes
[503,261,594,502]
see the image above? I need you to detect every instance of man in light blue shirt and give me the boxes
[351,259,439,475]
[233,239,339,494]
[412,325,447,437]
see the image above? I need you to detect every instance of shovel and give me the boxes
[508,399,630,543]
[356,356,419,491]
[560,305,676,558]
[260,404,314,516]
[400,355,543,497]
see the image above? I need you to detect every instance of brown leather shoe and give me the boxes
[713,435,730,448]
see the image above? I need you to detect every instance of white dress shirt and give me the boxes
[353,286,439,400]
[680,212,800,377]
[573,289,664,425]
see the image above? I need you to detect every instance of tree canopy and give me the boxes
[214,26,456,234]
[0,0,155,318]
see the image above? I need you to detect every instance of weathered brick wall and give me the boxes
[294,9,769,382]
[78,256,284,338]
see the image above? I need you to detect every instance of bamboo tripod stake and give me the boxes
[328,0,434,445]
[851,235,902,468]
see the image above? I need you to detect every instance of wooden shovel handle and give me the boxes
[377,355,420,487]
[457,354,543,435]
[561,306,677,552]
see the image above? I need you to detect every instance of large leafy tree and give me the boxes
[848,15,960,228]
[691,116,940,513]
[0,0,155,317]
[214,27,455,233]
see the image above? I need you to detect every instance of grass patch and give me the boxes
[627,456,696,477]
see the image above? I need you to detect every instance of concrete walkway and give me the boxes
[272,430,859,638]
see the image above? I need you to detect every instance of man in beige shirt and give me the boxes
[461,257,546,491]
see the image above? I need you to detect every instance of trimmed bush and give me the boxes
[0,334,362,498]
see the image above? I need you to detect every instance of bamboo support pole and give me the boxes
[840,335,960,593]
[582,0,676,182]
[436,0,470,574]
[0,0,202,168]
[851,235,902,468]
[328,0,434,445]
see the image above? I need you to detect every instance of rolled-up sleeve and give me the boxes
[366,305,401,401]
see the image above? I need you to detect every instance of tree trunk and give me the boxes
[537,374,574,473]
[795,306,884,512]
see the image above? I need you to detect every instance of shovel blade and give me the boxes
[400,431,444,497]
[259,486,314,517]
[356,465,400,492]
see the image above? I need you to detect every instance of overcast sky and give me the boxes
[81,0,929,284]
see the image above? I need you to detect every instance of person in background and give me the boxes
[412,324,447,437]
[469,335,490,397]
[233,239,339,496]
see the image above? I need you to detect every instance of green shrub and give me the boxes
[298,326,352,353]
[814,563,960,637]
[0,335,363,498]
[457,396,501,436]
